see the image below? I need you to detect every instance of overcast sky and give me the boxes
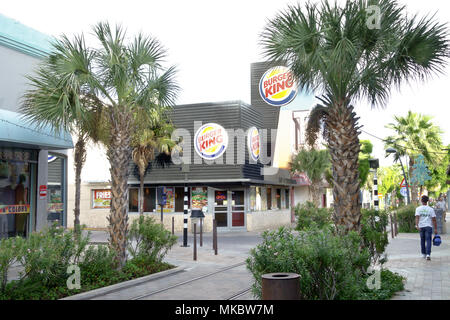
[2,0,449,168]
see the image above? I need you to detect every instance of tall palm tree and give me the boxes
[385,111,444,204]
[290,147,330,207]
[261,0,449,232]
[22,23,178,268]
[131,106,178,215]
[21,35,108,236]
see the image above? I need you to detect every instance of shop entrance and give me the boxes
[214,189,245,230]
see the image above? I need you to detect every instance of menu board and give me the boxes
[92,189,111,209]
[192,187,208,209]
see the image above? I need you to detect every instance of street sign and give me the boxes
[400,186,408,198]
[157,187,167,206]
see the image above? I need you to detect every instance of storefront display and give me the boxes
[0,157,30,238]
[192,187,208,209]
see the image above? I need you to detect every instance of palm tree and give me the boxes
[290,147,330,207]
[385,111,444,204]
[261,0,449,232]
[131,106,178,215]
[22,23,178,268]
[21,35,108,236]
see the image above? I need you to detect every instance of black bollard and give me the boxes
[193,223,197,261]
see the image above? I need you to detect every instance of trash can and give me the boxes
[261,273,300,300]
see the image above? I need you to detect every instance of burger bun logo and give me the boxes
[247,127,260,162]
[259,66,298,106]
[194,123,228,160]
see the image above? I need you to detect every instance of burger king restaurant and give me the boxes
[125,62,318,232]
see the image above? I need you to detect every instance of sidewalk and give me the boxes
[385,218,450,300]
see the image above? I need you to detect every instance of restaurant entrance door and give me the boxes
[213,189,245,230]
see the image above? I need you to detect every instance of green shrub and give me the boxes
[359,269,405,300]
[17,223,90,287]
[78,244,117,284]
[0,236,25,292]
[360,209,389,264]
[396,204,418,233]
[127,215,177,264]
[246,227,371,300]
[295,201,333,231]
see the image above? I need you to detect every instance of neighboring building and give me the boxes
[67,61,329,231]
[0,14,73,239]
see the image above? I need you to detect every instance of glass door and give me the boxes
[231,190,245,227]
[214,190,228,227]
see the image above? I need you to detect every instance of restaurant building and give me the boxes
[124,61,329,232]
[0,14,73,239]
[66,61,330,232]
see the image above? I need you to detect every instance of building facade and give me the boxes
[0,14,73,239]
[67,61,329,231]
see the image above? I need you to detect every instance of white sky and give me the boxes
[2,0,449,169]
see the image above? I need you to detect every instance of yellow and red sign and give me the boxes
[0,204,30,214]
[92,189,111,209]
[247,127,260,162]
[259,66,297,106]
[194,123,228,160]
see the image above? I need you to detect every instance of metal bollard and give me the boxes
[390,213,394,238]
[394,212,398,236]
[193,223,197,261]
[213,219,218,255]
[262,273,300,300]
[172,216,174,235]
[200,218,203,247]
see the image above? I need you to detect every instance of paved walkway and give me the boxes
[385,218,450,300]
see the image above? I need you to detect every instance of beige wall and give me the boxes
[67,183,110,229]
[246,209,291,231]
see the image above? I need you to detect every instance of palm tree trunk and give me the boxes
[107,108,131,270]
[139,166,145,216]
[326,102,361,233]
[409,158,418,205]
[73,134,87,236]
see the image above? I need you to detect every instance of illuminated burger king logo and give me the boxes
[247,127,260,162]
[194,123,228,160]
[259,66,298,106]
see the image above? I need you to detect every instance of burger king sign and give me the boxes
[247,127,260,162]
[259,66,298,106]
[194,123,228,160]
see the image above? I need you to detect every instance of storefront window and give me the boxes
[266,187,272,210]
[276,189,281,209]
[0,157,30,238]
[285,189,290,209]
[261,187,267,211]
[129,188,139,212]
[144,187,156,212]
[47,154,65,226]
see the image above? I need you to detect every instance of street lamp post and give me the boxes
[386,147,411,205]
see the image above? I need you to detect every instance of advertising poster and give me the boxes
[0,204,30,214]
[192,187,208,209]
[92,189,111,209]
[163,187,175,213]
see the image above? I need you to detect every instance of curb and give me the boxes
[60,265,186,300]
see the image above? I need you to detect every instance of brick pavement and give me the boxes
[385,218,450,300]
